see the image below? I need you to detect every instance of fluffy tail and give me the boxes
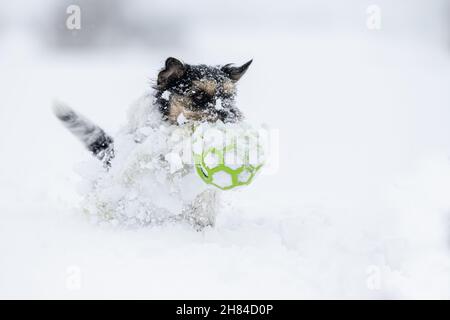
[53,101,114,167]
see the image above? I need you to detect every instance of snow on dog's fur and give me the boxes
[54,57,252,229]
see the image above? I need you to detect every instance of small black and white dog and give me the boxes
[54,57,251,166]
[54,57,252,227]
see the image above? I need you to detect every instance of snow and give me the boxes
[165,152,184,174]
[238,169,252,184]
[214,98,223,110]
[176,112,187,125]
[161,90,171,101]
[211,171,233,189]
[1,0,450,299]
[204,152,220,168]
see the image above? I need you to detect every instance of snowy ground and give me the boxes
[1,4,450,298]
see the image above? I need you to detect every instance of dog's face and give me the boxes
[154,57,252,124]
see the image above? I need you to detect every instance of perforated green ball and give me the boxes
[193,144,263,191]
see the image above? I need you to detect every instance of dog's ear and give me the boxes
[157,57,186,87]
[221,59,252,81]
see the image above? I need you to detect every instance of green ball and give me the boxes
[193,144,263,191]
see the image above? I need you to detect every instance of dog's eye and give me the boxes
[193,92,204,100]
[191,91,209,104]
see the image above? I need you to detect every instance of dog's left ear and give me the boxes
[157,57,186,87]
[221,59,252,81]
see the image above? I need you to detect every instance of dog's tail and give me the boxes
[52,101,114,167]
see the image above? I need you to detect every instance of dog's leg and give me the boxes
[182,189,219,230]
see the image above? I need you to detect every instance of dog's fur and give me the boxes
[54,58,252,229]
[54,57,252,167]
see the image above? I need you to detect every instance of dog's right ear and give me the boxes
[157,57,186,88]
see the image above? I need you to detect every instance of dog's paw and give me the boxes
[182,189,218,230]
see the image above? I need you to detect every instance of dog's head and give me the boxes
[154,57,252,124]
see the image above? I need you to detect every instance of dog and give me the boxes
[53,57,252,228]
